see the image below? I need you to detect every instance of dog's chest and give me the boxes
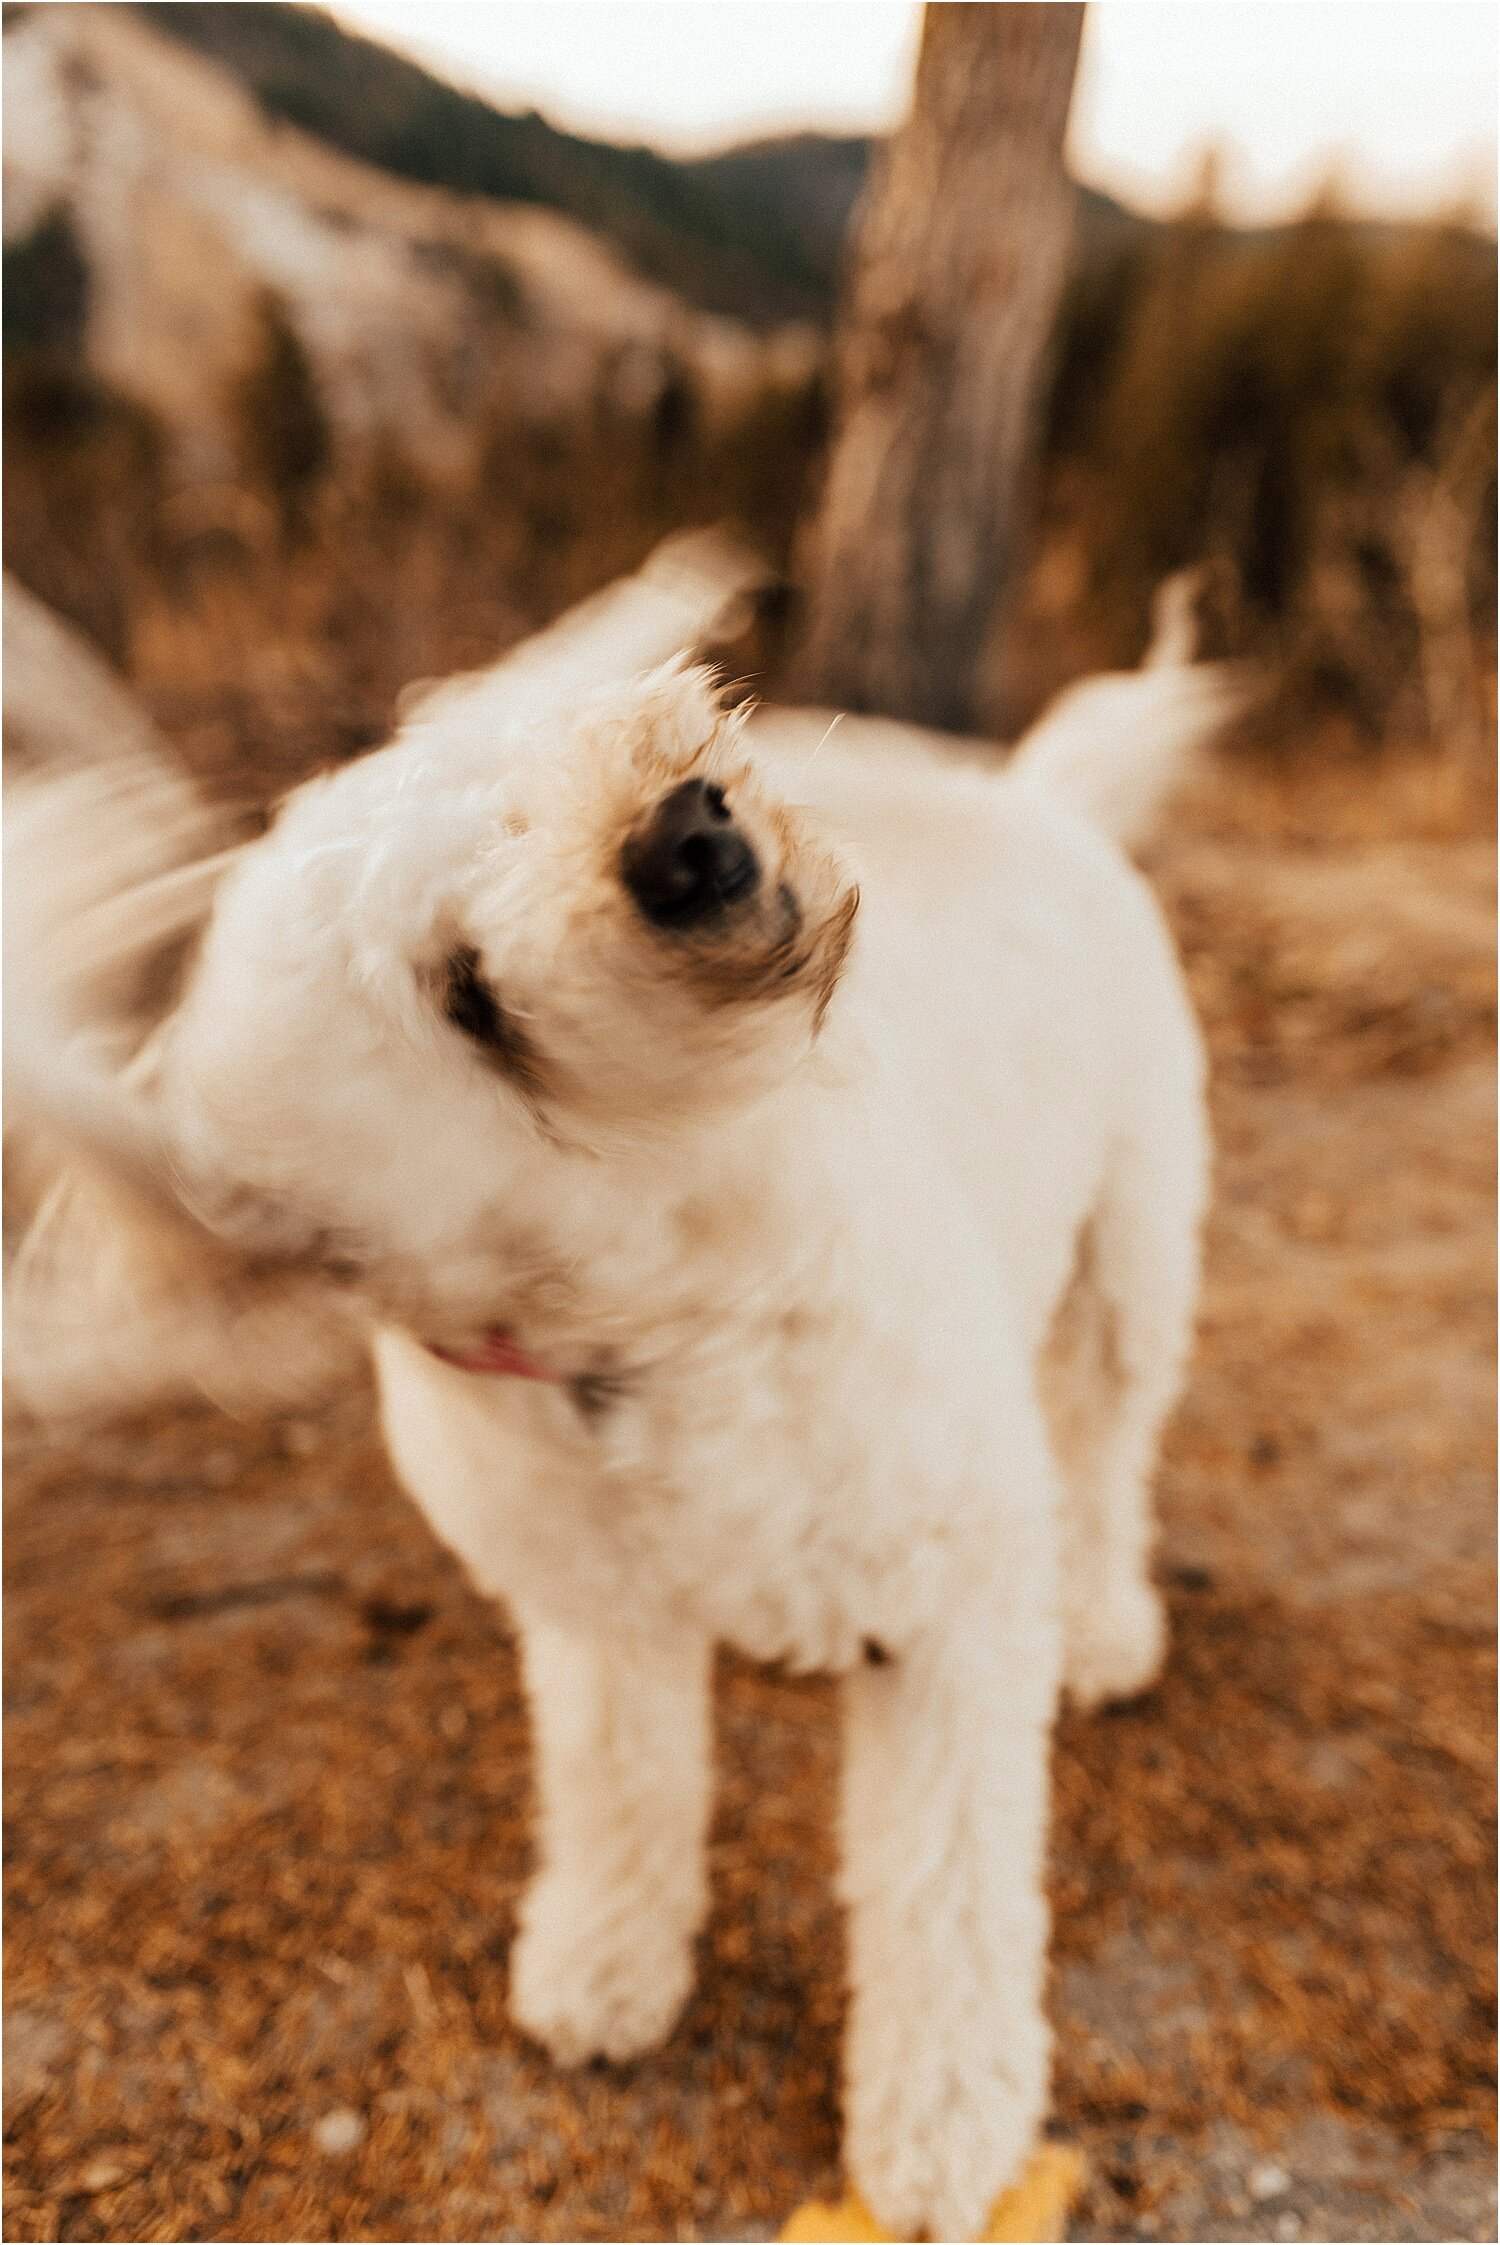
[377,1082,1046,1668]
[586,1338,960,1668]
[381,1252,1024,1672]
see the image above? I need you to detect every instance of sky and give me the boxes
[331,0,1497,226]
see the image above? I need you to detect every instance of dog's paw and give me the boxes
[1064,1581,1166,1712]
[846,2064,1042,2243]
[508,1870,697,2066]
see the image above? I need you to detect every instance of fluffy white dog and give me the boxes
[6,543,1229,2240]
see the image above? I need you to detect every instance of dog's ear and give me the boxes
[5,741,363,1424]
[6,1153,365,1424]
[2,1005,365,1423]
[394,529,768,742]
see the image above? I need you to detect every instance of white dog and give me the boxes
[6,543,1228,2240]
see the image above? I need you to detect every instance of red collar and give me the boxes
[425,1328,562,1380]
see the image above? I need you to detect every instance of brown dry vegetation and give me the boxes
[6,176,1494,773]
[3,336,824,814]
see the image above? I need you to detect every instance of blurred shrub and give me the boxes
[3,357,167,665]
[3,158,1491,783]
[3,205,91,359]
[1037,188,1497,749]
[413,241,529,332]
[229,290,334,534]
[3,303,827,800]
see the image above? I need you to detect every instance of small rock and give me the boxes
[3,2007,69,2114]
[1273,2215,1301,2241]
[1250,2160,1291,2202]
[312,2106,366,2155]
[78,2159,126,2194]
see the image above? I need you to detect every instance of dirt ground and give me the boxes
[4,730,1495,2244]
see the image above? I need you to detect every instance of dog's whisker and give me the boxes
[292,837,365,873]
[789,711,845,787]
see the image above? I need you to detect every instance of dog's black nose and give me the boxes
[621,778,760,928]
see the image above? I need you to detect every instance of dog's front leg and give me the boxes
[838,1562,1060,2241]
[509,1615,712,2066]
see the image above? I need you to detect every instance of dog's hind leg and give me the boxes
[1043,1089,1206,1712]
[508,1616,712,2066]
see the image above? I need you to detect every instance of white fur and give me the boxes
[6,544,1220,2239]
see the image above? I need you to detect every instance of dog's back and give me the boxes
[747,684,1213,1351]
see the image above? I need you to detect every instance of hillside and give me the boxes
[2,3,817,491]
[138,2,870,328]
[134,4,1162,327]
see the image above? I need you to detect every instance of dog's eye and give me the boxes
[441,943,507,1051]
[435,943,549,1110]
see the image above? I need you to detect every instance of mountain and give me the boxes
[133,4,1161,323]
[2,3,818,485]
[137,2,870,328]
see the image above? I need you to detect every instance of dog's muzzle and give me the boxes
[621,779,760,929]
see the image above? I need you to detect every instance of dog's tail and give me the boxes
[1008,573,1245,850]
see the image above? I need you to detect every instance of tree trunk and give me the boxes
[794,2,1085,732]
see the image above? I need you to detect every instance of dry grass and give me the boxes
[8,190,1493,774]
[1016,200,1497,754]
[3,334,823,813]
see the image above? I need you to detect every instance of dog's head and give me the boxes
[9,662,859,1411]
[415,658,860,1130]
